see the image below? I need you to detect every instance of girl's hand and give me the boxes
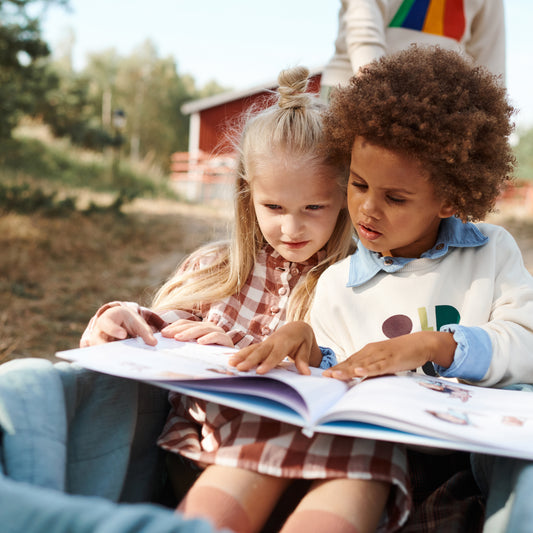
[161,319,234,348]
[86,306,157,346]
[229,321,322,375]
[322,331,456,380]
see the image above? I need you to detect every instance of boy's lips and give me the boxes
[357,223,382,241]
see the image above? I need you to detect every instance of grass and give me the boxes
[2,124,533,364]
[0,123,176,208]
[0,128,231,363]
[0,204,230,363]
[0,199,232,363]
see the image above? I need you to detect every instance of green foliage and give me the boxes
[514,127,533,181]
[0,182,77,216]
[82,41,198,170]
[0,135,178,216]
[0,136,106,186]
[2,4,231,171]
[37,68,114,150]
[0,135,175,195]
[0,178,148,217]
[0,0,66,138]
[42,39,231,171]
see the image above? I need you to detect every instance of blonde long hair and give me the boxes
[152,66,354,321]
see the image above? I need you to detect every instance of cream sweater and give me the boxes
[310,223,533,388]
[322,0,506,87]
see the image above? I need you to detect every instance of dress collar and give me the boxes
[263,244,326,270]
[347,217,488,287]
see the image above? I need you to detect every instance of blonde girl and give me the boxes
[81,67,410,533]
[81,66,353,349]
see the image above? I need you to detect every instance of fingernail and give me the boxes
[332,370,345,378]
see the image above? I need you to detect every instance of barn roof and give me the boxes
[181,66,324,115]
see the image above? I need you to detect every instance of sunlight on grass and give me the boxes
[2,124,177,201]
[0,206,229,362]
[1,123,531,364]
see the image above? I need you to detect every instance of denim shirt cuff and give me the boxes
[319,347,337,369]
[434,325,492,381]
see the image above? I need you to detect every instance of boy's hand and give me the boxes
[229,321,322,375]
[323,331,456,380]
[161,319,234,348]
[86,307,157,346]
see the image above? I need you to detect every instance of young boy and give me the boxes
[232,44,533,388]
[230,45,533,531]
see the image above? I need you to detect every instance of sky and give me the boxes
[39,0,533,130]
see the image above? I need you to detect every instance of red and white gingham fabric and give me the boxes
[154,245,412,532]
[157,244,324,346]
[80,245,319,347]
[158,396,411,532]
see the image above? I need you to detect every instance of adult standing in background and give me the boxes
[321,0,506,98]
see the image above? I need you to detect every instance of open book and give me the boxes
[57,334,533,460]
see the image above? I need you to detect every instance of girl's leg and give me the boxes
[280,478,390,533]
[177,464,290,533]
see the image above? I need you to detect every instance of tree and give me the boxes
[38,65,114,150]
[112,40,194,166]
[18,27,229,170]
[82,39,228,171]
[84,48,120,129]
[0,0,67,139]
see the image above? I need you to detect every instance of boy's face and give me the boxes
[348,137,454,258]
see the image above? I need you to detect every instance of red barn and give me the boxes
[171,70,322,202]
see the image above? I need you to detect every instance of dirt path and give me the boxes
[0,199,232,362]
[2,197,533,363]
[124,198,233,287]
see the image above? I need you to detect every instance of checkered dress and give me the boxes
[155,245,412,532]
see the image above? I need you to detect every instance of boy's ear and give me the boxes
[438,202,456,219]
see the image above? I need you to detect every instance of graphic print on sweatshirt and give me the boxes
[389,0,466,42]
[381,304,460,376]
[381,305,460,339]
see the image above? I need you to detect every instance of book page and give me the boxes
[56,334,348,424]
[56,338,533,459]
[317,372,533,458]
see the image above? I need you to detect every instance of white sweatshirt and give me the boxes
[310,222,533,388]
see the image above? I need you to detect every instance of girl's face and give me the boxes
[251,153,345,263]
[348,137,454,258]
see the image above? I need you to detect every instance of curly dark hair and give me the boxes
[322,45,516,221]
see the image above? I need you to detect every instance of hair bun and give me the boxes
[277,66,311,110]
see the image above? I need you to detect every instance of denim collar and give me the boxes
[347,217,488,287]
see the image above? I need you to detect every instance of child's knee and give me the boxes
[281,510,360,533]
[178,486,252,533]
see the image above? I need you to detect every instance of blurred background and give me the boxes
[1,0,532,362]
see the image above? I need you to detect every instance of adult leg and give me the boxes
[280,478,390,533]
[177,464,290,533]
[472,454,533,533]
